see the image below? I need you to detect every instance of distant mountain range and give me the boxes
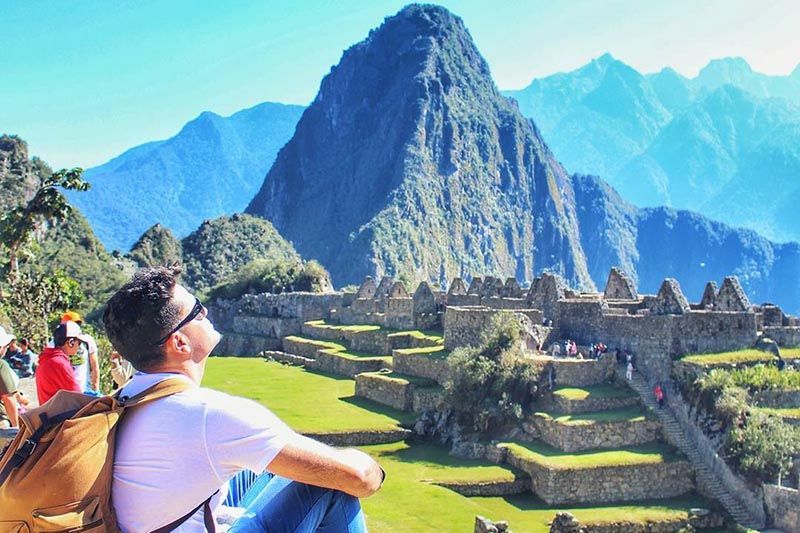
[504,54,800,243]
[68,102,305,251]
[246,5,800,311]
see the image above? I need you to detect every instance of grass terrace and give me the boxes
[204,358,414,433]
[285,335,392,362]
[393,345,448,357]
[304,319,381,333]
[205,357,709,531]
[534,406,647,425]
[680,348,800,367]
[552,385,635,401]
[759,407,800,419]
[500,441,683,470]
[365,370,438,388]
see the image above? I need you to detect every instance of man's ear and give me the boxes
[164,332,192,357]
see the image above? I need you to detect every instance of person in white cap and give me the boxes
[0,325,20,427]
[35,320,83,404]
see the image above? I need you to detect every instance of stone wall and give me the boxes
[313,350,390,378]
[528,414,660,452]
[764,484,800,533]
[764,326,800,347]
[554,299,758,382]
[413,387,445,413]
[544,357,614,387]
[505,451,694,504]
[752,389,800,408]
[355,372,415,411]
[546,392,639,415]
[392,350,450,383]
[665,389,767,526]
[444,306,542,350]
[215,333,281,355]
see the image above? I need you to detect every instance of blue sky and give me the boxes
[2,0,799,169]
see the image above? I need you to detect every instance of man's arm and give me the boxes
[1,394,18,427]
[267,434,384,498]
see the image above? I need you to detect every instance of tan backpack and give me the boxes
[0,379,217,533]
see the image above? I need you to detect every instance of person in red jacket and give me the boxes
[36,321,83,404]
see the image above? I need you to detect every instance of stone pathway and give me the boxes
[618,367,763,528]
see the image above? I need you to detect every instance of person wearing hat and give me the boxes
[61,311,100,393]
[36,320,83,404]
[0,325,21,427]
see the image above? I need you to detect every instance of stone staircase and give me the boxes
[618,367,764,528]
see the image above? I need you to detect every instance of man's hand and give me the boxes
[268,434,384,498]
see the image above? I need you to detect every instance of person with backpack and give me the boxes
[104,266,382,531]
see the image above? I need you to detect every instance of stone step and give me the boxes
[282,335,392,378]
[615,367,764,528]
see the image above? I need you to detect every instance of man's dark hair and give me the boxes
[103,266,183,371]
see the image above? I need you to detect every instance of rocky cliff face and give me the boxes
[247,5,593,289]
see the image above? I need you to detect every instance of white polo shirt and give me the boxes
[112,372,293,532]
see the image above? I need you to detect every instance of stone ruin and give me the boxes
[211,266,799,383]
[716,276,751,312]
[651,278,690,315]
[603,267,637,300]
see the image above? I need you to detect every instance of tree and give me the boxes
[0,167,89,272]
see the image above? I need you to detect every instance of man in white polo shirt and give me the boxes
[104,266,382,532]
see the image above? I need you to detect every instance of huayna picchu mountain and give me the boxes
[247,5,593,290]
[246,4,800,313]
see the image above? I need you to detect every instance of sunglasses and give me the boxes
[154,297,208,345]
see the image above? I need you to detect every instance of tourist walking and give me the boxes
[654,384,665,408]
[626,360,634,380]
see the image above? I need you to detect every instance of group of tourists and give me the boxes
[549,339,609,360]
[0,266,383,532]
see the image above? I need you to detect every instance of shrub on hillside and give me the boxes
[726,410,800,482]
[445,313,542,434]
[729,364,800,392]
[208,258,331,300]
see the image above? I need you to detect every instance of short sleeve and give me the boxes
[0,360,19,396]
[203,392,294,481]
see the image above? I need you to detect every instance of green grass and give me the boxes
[304,319,381,333]
[759,407,800,419]
[362,441,704,531]
[500,441,682,470]
[388,329,445,345]
[205,358,709,532]
[362,371,438,388]
[394,345,448,357]
[203,358,414,432]
[552,385,635,401]
[681,348,800,367]
[285,335,391,362]
[535,406,647,425]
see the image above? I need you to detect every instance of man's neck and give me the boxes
[144,360,204,385]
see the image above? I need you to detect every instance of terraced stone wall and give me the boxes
[752,389,800,408]
[763,484,800,533]
[355,373,414,411]
[444,306,542,350]
[210,292,344,355]
[545,393,639,415]
[506,454,694,505]
[555,300,758,382]
[527,415,661,452]
[764,326,800,347]
[392,351,449,383]
[546,358,614,387]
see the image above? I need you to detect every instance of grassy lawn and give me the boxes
[535,406,647,425]
[362,441,704,532]
[204,358,414,433]
[680,348,800,366]
[206,358,709,532]
[500,441,682,470]
[552,385,635,401]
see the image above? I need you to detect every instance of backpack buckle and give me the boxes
[14,438,37,460]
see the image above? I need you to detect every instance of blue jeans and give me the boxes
[229,475,367,532]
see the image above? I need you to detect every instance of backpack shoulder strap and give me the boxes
[118,377,195,409]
